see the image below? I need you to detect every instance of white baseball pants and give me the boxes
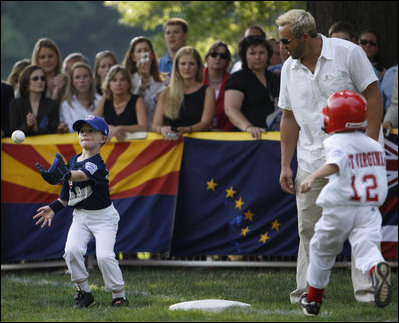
[307,205,385,289]
[290,167,375,303]
[63,204,125,291]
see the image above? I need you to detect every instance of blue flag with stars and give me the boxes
[171,135,299,256]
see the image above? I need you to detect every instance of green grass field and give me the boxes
[1,266,397,322]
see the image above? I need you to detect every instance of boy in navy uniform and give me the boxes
[34,115,128,308]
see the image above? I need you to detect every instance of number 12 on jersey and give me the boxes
[350,174,378,202]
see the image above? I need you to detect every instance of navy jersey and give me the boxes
[60,153,111,210]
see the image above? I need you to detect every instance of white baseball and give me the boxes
[12,130,25,144]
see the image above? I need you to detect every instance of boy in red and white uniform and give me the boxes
[299,90,392,316]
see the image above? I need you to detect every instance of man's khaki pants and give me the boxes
[289,168,375,304]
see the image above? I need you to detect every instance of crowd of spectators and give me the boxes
[1,17,397,141]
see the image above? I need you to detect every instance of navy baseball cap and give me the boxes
[73,115,109,137]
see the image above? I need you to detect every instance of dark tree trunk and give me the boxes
[307,1,398,70]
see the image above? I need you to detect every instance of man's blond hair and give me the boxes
[276,9,317,38]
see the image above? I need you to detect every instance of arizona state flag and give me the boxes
[1,133,183,261]
[171,133,299,256]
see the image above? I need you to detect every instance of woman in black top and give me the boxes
[152,46,215,141]
[225,36,280,139]
[9,65,60,136]
[94,65,147,141]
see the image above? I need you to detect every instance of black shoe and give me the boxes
[299,292,321,316]
[372,262,392,307]
[74,290,95,308]
[111,297,129,307]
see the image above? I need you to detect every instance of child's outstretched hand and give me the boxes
[33,206,55,228]
[300,175,315,193]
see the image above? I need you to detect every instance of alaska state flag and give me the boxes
[171,133,299,256]
[1,133,183,261]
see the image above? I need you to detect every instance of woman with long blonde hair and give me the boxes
[152,46,215,141]
[31,38,67,101]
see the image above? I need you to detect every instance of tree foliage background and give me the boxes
[2,1,397,82]
[1,1,146,80]
[105,1,305,56]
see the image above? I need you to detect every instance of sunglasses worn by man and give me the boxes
[280,36,297,45]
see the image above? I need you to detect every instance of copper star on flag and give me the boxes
[206,178,218,191]
[240,226,250,237]
[259,232,270,244]
[244,209,255,222]
[225,186,237,198]
[271,219,281,231]
[235,197,245,210]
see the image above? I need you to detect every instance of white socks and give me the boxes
[76,280,125,299]
[76,280,91,293]
[112,291,125,299]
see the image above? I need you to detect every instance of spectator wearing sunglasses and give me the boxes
[9,65,60,136]
[203,41,233,131]
[225,35,280,139]
[358,29,384,86]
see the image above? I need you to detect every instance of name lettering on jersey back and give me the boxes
[348,151,386,169]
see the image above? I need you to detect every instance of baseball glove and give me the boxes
[36,153,70,185]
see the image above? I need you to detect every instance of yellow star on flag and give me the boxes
[259,232,270,244]
[244,209,255,222]
[241,226,250,237]
[206,178,218,191]
[271,219,281,231]
[225,186,237,198]
[235,197,244,210]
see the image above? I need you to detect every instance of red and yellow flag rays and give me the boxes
[1,137,184,203]
[105,140,184,198]
[1,142,81,203]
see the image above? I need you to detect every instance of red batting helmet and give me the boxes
[322,90,368,134]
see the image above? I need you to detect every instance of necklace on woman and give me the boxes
[113,97,129,109]
[209,78,222,84]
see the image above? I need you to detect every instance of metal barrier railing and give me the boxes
[2,253,397,271]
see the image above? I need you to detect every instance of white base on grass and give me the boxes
[169,299,251,312]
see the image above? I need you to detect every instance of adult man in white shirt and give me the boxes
[275,9,383,305]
